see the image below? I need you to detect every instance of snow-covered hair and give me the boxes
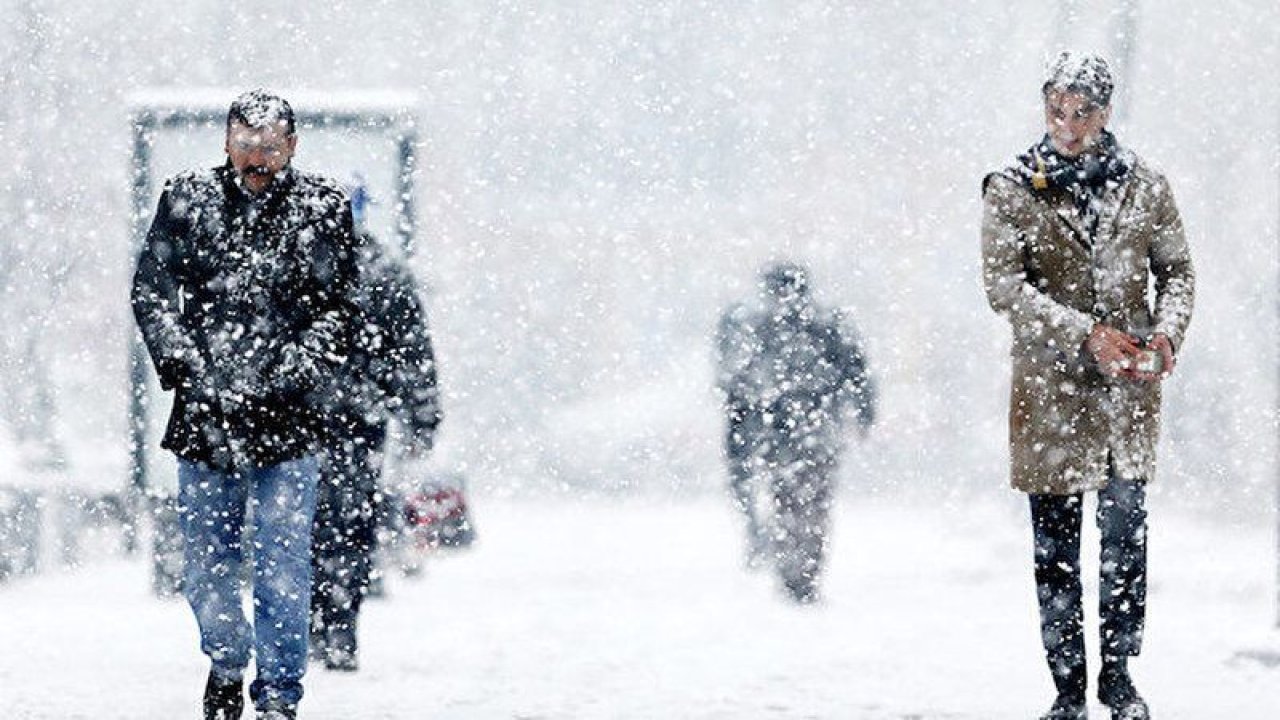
[760,261,810,298]
[226,88,296,135]
[1042,51,1114,108]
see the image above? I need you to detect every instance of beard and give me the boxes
[243,164,273,180]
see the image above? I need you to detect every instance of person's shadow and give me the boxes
[1230,648,1280,669]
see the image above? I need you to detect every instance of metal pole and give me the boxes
[1107,0,1141,127]
[1051,0,1078,53]
[125,112,153,556]
[395,129,418,255]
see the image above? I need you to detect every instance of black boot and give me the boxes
[309,622,328,663]
[1040,693,1087,720]
[203,672,244,720]
[1098,661,1149,720]
[1041,662,1087,720]
[783,576,820,605]
[324,620,360,672]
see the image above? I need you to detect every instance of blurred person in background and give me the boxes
[981,52,1194,720]
[132,89,360,720]
[715,261,876,604]
[310,177,442,672]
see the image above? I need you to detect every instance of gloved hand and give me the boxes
[176,364,253,426]
[175,351,223,406]
[401,425,436,460]
[269,342,323,398]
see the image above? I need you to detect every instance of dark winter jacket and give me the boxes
[131,163,361,470]
[716,299,876,448]
[320,234,442,450]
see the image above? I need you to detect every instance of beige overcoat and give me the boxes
[981,154,1194,494]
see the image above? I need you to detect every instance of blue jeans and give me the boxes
[178,455,319,711]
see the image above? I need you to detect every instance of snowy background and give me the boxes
[1,1,1278,718]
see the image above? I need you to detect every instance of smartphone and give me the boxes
[1133,349,1164,374]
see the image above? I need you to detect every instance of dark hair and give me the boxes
[226,88,296,135]
[1041,51,1114,109]
[761,261,810,297]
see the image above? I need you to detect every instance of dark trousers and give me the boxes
[729,405,840,601]
[1029,475,1147,696]
[770,453,835,600]
[311,433,385,647]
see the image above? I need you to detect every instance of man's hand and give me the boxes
[269,342,322,397]
[1084,323,1142,378]
[1133,333,1176,383]
[402,432,435,461]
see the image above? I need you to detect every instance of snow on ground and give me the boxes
[1,494,1277,719]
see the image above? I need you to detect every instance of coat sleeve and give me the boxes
[981,175,1096,355]
[372,263,443,449]
[1147,175,1195,352]
[714,305,754,407]
[130,184,204,392]
[833,313,876,428]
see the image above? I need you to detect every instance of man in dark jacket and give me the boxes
[982,53,1193,720]
[715,262,876,604]
[310,186,442,672]
[131,89,360,720]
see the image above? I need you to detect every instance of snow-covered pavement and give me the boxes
[1,495,1277,719]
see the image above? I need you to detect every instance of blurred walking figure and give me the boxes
[715,262,876,604]
[132,89,360,720]
[981,52,1194,720]
[310,179,442,672]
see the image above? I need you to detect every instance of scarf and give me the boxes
[1016,131,1129,241]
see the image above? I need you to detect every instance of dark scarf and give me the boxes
[1016,130,1129,241]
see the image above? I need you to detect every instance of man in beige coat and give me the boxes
[982,53,1194,720]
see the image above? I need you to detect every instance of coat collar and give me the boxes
[1092,172,1138,248]
[1033,172,1135,255]
[1002,133,1137,254]
[1051,198,1092,252]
